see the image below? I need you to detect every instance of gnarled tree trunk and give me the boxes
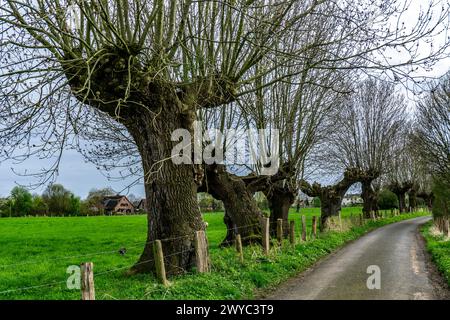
[319,189,346,230]
[202,164,263,246]
[389,182,412,214]
[221,209,236,245]
[361,180,379,218]
[300,168,363,231]
[408,188,418,212]
[264,185,295,237]
[128,97,205,275]
[393,191,407,213]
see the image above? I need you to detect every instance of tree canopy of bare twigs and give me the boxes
[415,73,450,184]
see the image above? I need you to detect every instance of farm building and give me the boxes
[341,194,364,207]
[102,195,135,215]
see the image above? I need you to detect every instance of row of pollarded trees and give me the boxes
[1,0,449,275]
[413,73,450,221]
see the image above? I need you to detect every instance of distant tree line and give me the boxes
[0,184,80,217]
[0,185,139,217]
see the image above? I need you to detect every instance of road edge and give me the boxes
[254,214,432,300]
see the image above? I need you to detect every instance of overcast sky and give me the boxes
[0,150,145,199]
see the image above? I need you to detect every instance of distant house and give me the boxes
[341,194,363,206]
[102,195,135,215]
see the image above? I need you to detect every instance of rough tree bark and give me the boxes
[408,187,418,212]
[128,97,205,275]
[264,184,295,237]
[200,164,263,246]
[397,192,407,213]
[221,209,235,245]
[63,49,236,274]
[361,180,379,218]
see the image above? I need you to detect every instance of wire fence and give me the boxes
[0,209,427,299]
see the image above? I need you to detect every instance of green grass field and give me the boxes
[421,222,450,287]
[0,207,428,300]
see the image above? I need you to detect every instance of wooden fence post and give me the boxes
[289,220,295,245]
[371,211,376,222]
[262,217,270,255]
[153,240,169,286]
[359,214,363,226]
[235,234,244,263]
[312,216,317,239]
[194,230,210,273]
[338,211,342,231]
[301,215,307,241]
[277,219,283,245]
[81,262,95,300]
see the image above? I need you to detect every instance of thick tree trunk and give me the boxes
[300,168,364,231]
[319,189,346,231]
[389,183,412,214]
[408,189,417,212]
[128,96,204,275]
[394,192,407,213]
[221,209,235,246]
[265,186,295,237]
[203,164,262,245]
[361,180,378,218]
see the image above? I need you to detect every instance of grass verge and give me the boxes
[420,221,450,288]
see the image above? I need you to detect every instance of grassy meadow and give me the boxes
[0,207,428,300]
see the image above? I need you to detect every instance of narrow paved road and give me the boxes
[265,216,449,300]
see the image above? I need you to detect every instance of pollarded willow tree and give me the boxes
[386,128,421,212]
[335,79,406,217]
[241,52,351,235]
[196,0,351,240]
[1,0,450,274]
[0,0,322,274]
[301,79,406,227]
[415,73,450,184]
[414,72,450,216]
[200,0,450,236]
